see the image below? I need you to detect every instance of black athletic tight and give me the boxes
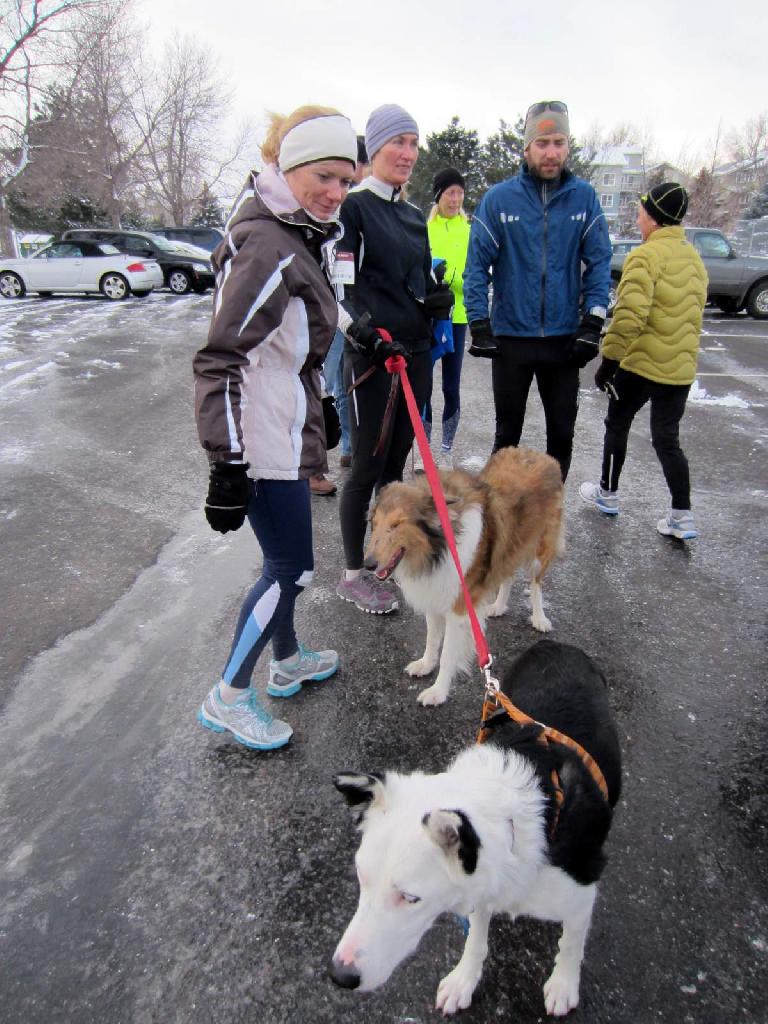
[600,368,692,510]
[491,350,579,481]
[340,348,432,569]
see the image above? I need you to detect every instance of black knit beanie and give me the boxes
[433,167,466,202]
[641,182,689,226]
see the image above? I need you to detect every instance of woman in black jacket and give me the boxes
[335,104,453,614]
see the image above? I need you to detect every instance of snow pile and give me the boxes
[689,380,749,409]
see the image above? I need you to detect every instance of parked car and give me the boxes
[0,240,163,300]
[607,239,643,309]
[151,226,224,252]
[60,229,215,294]
[608,227,768,319]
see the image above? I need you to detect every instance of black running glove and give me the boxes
[468,319,500,358]
[205,462,249,533]
[571,314,605,367]
[347,318,409,368]
[423,283,454,320]
[594,357,620,399]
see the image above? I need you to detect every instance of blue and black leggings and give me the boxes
[222,478,313,689]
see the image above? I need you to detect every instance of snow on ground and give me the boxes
[689,380,750,409]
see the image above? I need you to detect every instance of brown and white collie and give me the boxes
[368,447,564,706]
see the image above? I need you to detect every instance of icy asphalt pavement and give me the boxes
[0,293,766,1023]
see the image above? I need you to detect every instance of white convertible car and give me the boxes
[0,240,164,300]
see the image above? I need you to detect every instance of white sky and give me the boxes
[140,0,763,173]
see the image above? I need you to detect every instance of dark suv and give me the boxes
[61,229,215,294]
[152,226,224,252]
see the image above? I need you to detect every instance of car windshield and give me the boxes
[144,234,179,252]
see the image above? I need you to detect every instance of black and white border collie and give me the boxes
[330,640,622,1016]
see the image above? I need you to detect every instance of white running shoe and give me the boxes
[267,643,339,698]
[579,481,619,515]
[657,512,698,540]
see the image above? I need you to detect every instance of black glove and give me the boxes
[570,314,605,367]
[347,318,409,368]
[468,319,500,358]
[205,462,249,533]
[433,259,447,284]
[423,283,454,320]
[594,357,620,400]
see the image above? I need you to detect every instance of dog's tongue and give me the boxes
[374,548,404,581]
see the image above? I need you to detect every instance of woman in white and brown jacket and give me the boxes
[193,107,360,751]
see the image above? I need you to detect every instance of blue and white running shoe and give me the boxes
[657,512,698,540]
[198,684,292,749]
[267,643,339,698]
[579,481,620,516]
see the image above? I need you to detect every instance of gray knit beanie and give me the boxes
[365,104,419,160]
[523,102,570,149]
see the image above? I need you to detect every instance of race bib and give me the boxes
[332,250,355,286]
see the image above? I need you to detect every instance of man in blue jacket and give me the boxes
[464,100,611,480]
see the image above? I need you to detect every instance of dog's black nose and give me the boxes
[329,958,361,989]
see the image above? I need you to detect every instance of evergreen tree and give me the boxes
[480,118,525,190]
[745,180,768,219]
[192,185,226,227]
[567,137,596,184]
[407,117,482,214]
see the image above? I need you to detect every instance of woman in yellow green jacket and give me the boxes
[425,167,471,464]
[580,183,708,540]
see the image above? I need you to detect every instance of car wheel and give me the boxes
[0,271,26,299]
[745,280,768,320]
[168,269,192,294]
[132,290,151,298]
[100,273,130,301]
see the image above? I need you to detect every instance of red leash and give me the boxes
[383,350,491,673]
[380,346,610,805]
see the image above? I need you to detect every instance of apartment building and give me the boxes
[591,145,646,236]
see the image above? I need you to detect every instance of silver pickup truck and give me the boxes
[609,227,768,319]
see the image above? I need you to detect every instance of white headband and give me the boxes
[278,115,357,172]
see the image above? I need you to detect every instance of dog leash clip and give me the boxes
[482,658,500,696]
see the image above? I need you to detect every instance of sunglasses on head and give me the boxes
[526,101,568,118]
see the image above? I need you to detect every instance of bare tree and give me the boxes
[725,113,768,213]
[135,34,252,226]
[60,0,150,226]
[687,167,729,228]
[0,0,101,253]
[727,113,768,166]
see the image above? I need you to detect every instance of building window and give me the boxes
[601,194,615,209]
[621,175,635,187]
[602,173,616,186]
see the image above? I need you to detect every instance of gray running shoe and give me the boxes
[657,512,698,540]
[336,571,399,614]
[198,684,292,750]
[579,481,619,515]
[267,643,339,698]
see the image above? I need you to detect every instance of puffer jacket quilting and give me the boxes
[602,226,708,385]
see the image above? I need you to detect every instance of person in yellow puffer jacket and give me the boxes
[579,182,708,540]
[425,167,471,464]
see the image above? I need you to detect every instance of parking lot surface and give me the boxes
[0,294,766,1023]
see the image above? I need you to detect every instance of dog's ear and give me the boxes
[422,809,481,874]
[334,772,386,826]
